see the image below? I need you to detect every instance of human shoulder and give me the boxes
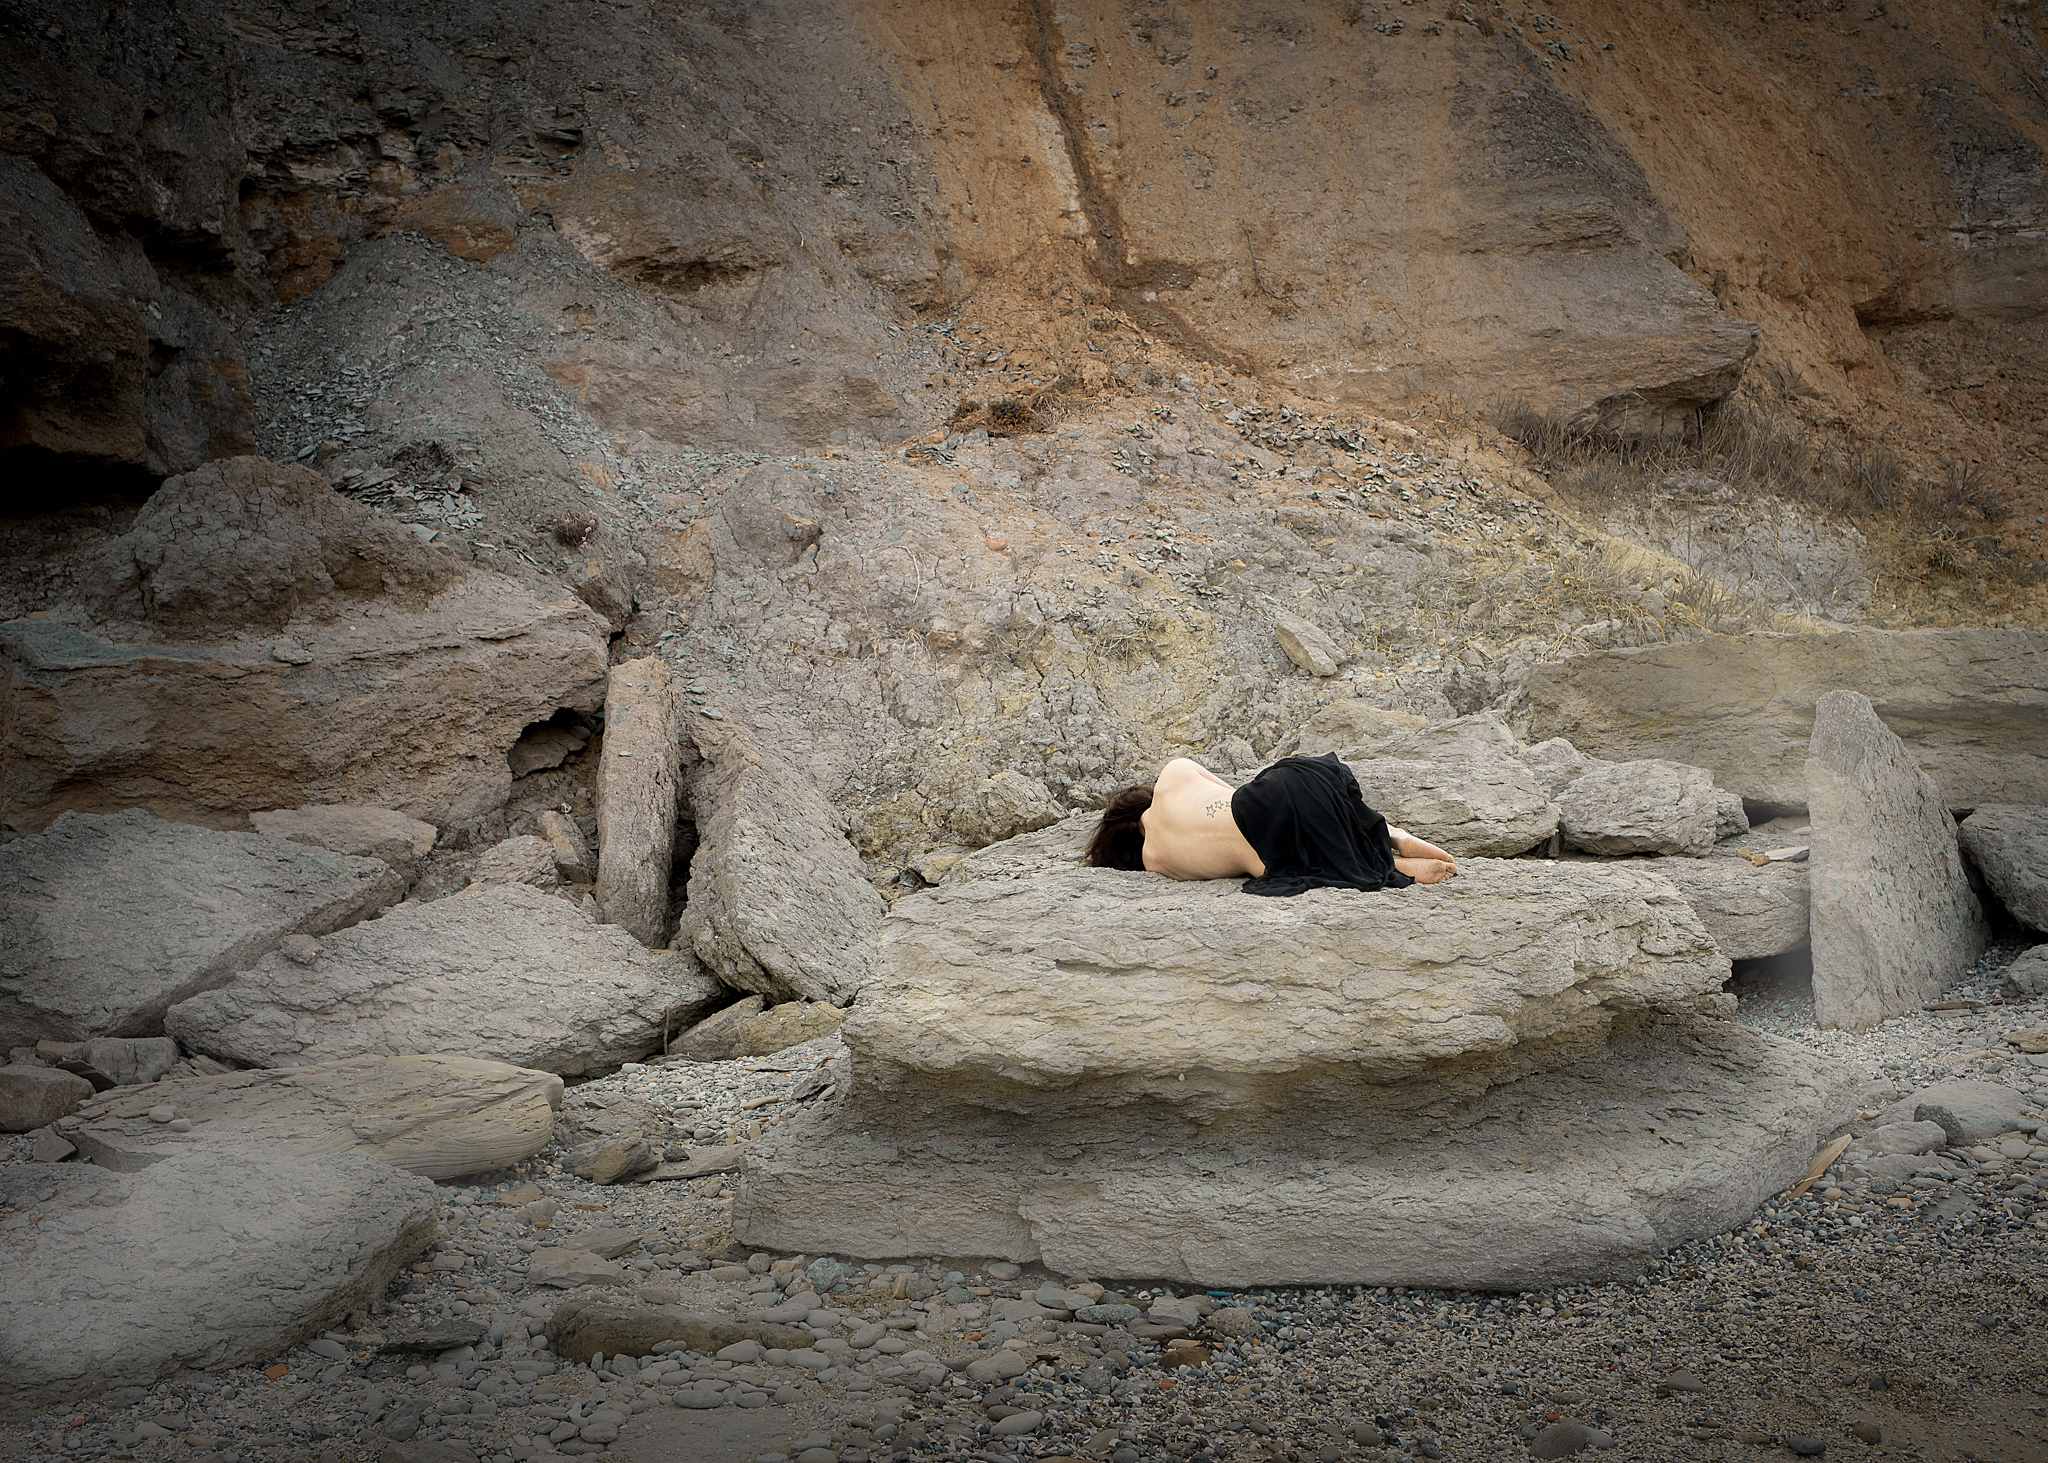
[1156,756,1215,787]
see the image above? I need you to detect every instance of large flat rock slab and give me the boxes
[845,857,1727,1127]
[164,883,725,1075]
[55,1052,563,1180]
[1807,691,1987,1031]
[1521,628,2048,811]
[0,1146,436,1417]
[0,808,402,1048]
[1341,712,1559,859]
[736,1014,1859,1290]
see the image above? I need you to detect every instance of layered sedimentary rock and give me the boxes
[1521,629,2048,812]
[736,854,1856,1287]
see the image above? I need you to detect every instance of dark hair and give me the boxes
[1084,784,1154,870]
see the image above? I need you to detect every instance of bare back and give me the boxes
[1140,758,1267,880]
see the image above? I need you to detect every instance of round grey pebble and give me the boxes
[1787,1437,1827,1457]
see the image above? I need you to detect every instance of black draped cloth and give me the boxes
[1229,752,1414,897]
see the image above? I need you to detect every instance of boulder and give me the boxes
[844,857,1727,1123]
[1344,712,1559,859]
[670,996,770,1062]
[2004,946,2048,1000]
[1557,759,1719,856]
[163,883,724,1075]
[594,658,689,946]
[539,810,595,885]
[56,1053,563,1180]
[76,1036,181,1086]
[250,805,438,882]
[1806,692,1988,1032]
[0,1064,94,1132]
[1521,629,2048,812]
[736,1013,1857,1290]
[0,809,402,1048]
[472,835,561,889]
[542,1301,814,1365]
[1714,791,1751,842]
[945,770,1067,848]
[1297,703,1427,758]
[680,729,885,1006]
[2,462,609,834]
[1958,806,2048,932]
[0,1147,435,1417]
[566,1136,658,1185]
[1653,854,1810,960]
[1866,1120,1949,1156]
[1516,737,1606,798]
[1912,1079,2028,1146]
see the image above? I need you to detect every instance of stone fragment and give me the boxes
[1271,610,1342,677]
[2005,947,2048,1000]
[1713,790,1750,842]
[1522,628,2048,811]
[681,730,884,1005]
[1654,854,1810,960]
[62,1053,561,1180]
[164,883,723,1075]
[938,812,1095,885]
[1913,1080,2027,1146]
[594,658,688,946]
[1557,759,1719,856]
[525,1250,628,1289]
[508,721,588,777]
[845,858,1725,1116]
[1531,1420,1605,1459]
[0,1064,95,1132]
[0,809,402,1048]
[250,805,438,882]
[76,1037,181,1087]
[4,459,608,833]
[1867,1121,1947,1156]
[1345,712,1559,858]
[0,1146,435,1416]
[542,1302,813,1364]
[1957,805,2048,931]
[1296,703,1427,758]
[30,1127,76,1163]
[566,1136,657,1184]
[472,836,560,889]
[1806,691,1988,1031]
[964,1350,1030,1385]
[538,811,594,885]
[671,996,769,1062]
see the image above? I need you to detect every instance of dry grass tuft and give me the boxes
[987,396,1037,434]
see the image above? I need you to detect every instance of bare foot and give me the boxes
[1395,856,1458,884]
[1389,826,1458,869]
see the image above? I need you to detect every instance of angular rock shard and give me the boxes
[0,1147,436,1417]
[594,657,689,946]
[1654,853,1810,961]
[163,883,723,1075]
[680,729,884,1006]
[57,1053,563,1180]
[0,808,402,1048]
[1806,691,1988,1031]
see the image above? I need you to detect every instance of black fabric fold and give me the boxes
[1230,752,1414,897]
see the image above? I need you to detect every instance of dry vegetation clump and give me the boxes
[986,396,1037,434]
[1494,398,2036,626]
[550,509,598,547]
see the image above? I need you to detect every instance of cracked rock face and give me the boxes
[1958,805,2048,933]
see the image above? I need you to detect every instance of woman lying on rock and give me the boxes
[1084,751,1458,894]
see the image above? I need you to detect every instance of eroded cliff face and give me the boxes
[4,0,2042,492]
